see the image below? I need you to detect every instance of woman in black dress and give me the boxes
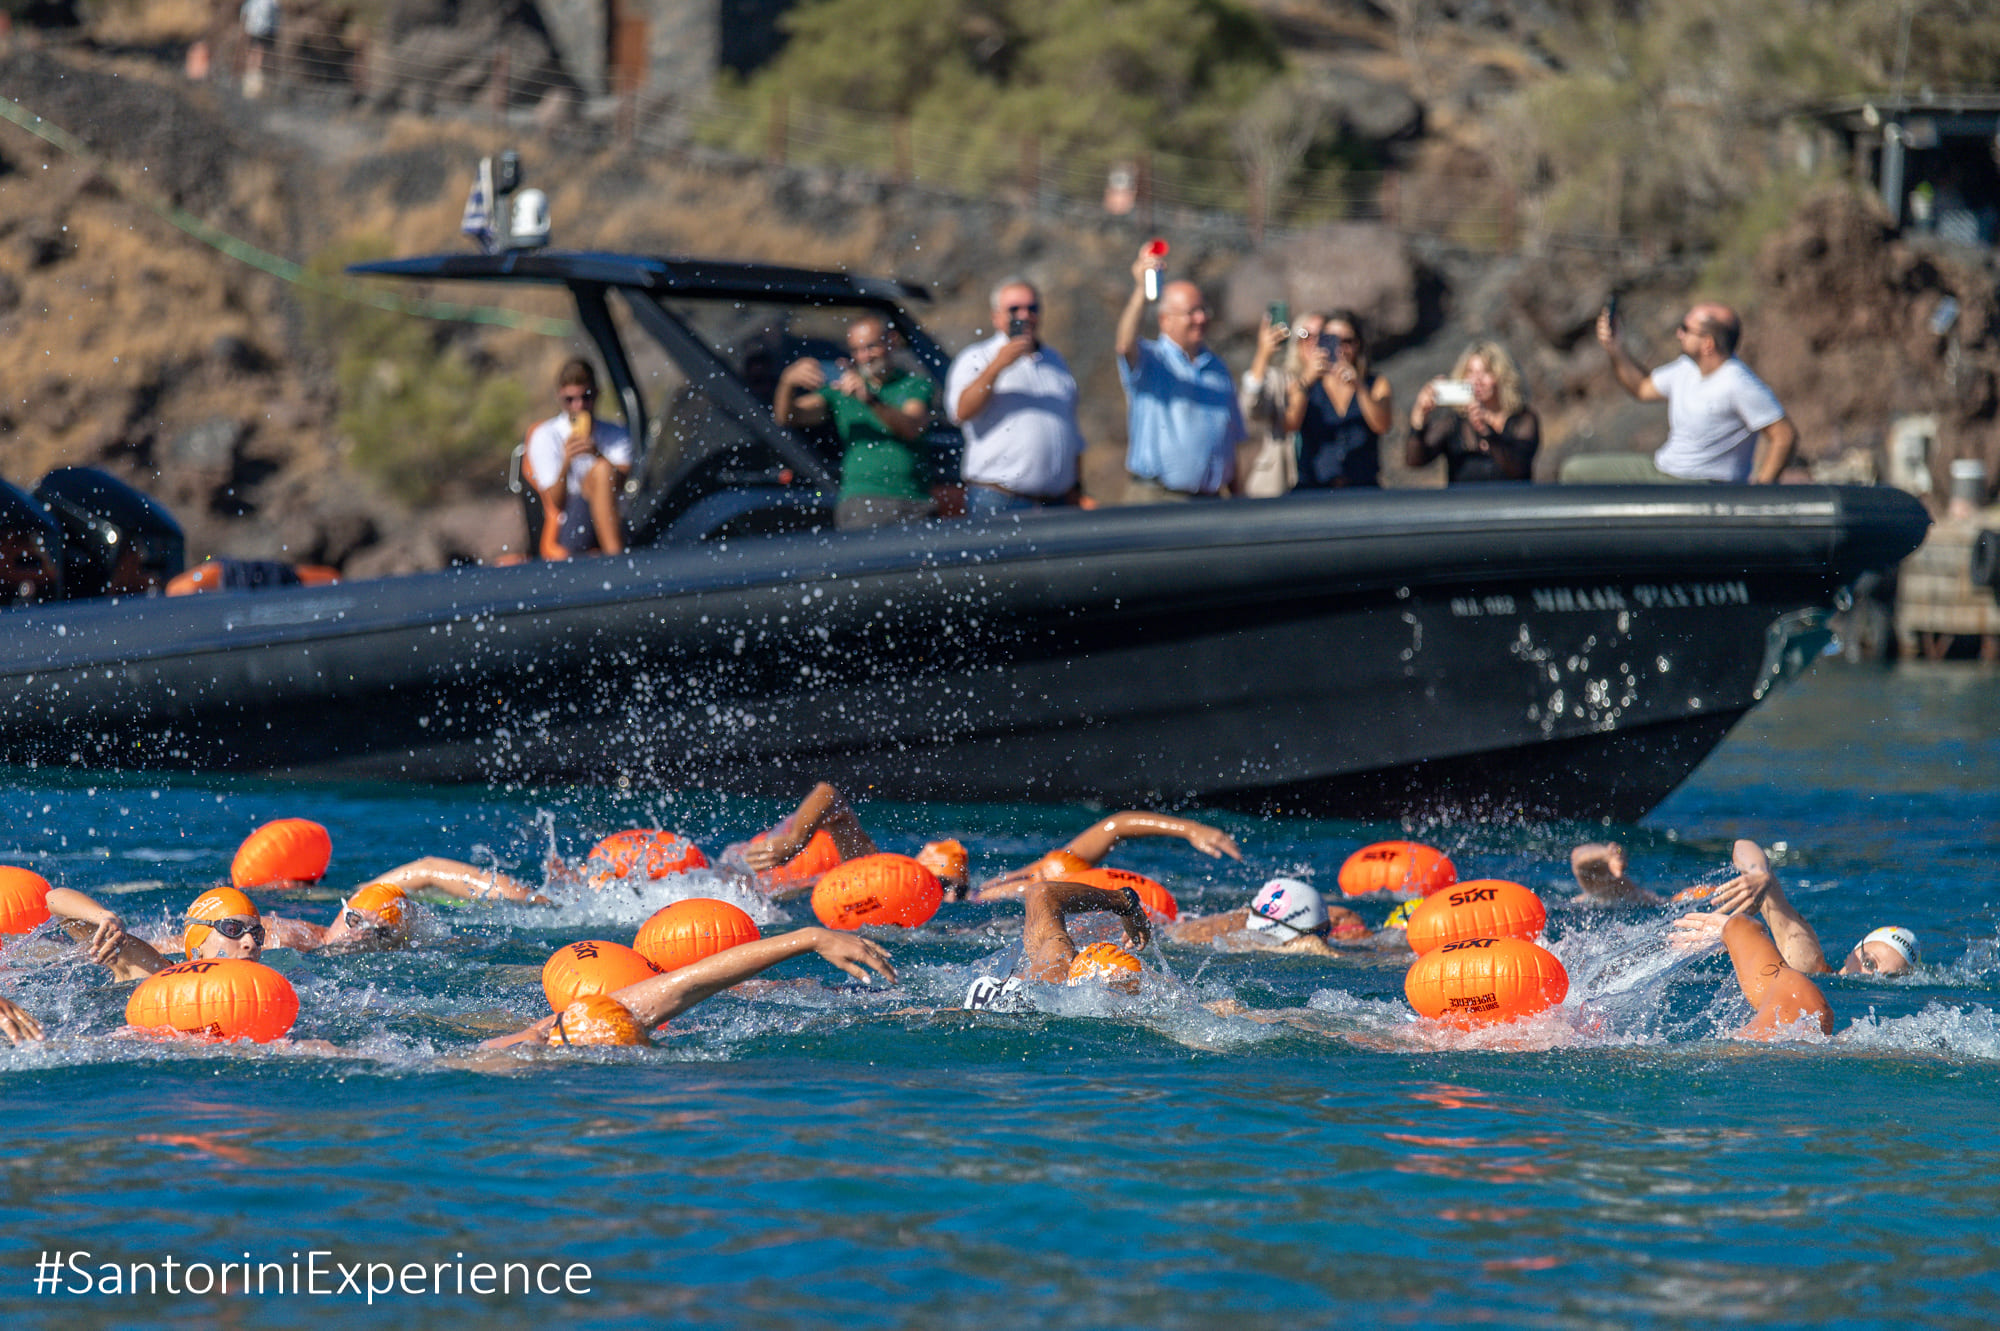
[1406,340,1540,483]
[1286,310,1394,488]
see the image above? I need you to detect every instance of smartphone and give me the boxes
[1605,293,1618,325]
[1268,301,1290,330]
[817,358,844,382]
[1007,316,1028,338]
[1434,379,1474,407]
[1318,332,1343,357]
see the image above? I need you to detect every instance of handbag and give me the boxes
[1235,431,1298,498]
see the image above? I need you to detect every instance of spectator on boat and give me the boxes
[480,927,898,1048]
[1407,340,1541,483]
[240,0,280,98]
[775,315,940,530]
[1234,312,1304,498]
[947,278,1086,512]
[1164,877,1372,954]
[1562,302,1796,483]
[731,780,1241,902]
[1115,245,1244,502]
[525,359,632,559]
[1288,309,1393,490]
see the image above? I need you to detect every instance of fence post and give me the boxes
[769,91,788,166]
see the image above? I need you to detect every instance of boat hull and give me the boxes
[0,486,1928,820]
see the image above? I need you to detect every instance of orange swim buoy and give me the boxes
[1069,867,1179,921]
[549,994,651,1047]
[231,818,332,888]
[633,898,761,972]
[811,853,942,929]
[586,829,710,883]
[125,958,300,1042]
[0,866,54,935]
[1404,880,1547,956]
[1670,885,1714,904]
[1338,841,1457,899]
[541,940,663,1012]
[1404,937,1569,1026]
[753,827,844,888]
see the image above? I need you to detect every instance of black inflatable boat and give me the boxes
[0,482,1928,819]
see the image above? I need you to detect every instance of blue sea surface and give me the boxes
[1,662,1996,1328]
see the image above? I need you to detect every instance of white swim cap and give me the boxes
[1246,878,1328,942]
[1858,926,1918,967]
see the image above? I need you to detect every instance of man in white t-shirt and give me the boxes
[946,278,1086,512]
[524,359,633,558]
[1562,301,1797,484]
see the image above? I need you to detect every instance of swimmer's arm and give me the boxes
[1721,915,1833,1036]
[1715,840,1830,974]
[261,915,325,951]
[369,857,552,906]
[1062,812,1242,864]
[1162,910,1250,946]
[611,927,898,1027]
[44,888,169,980]
[0,996,43,1044]
[1022,881,1151,981]
[741,783,876,874]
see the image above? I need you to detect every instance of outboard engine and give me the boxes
[34,467,186,598]
[0,478,64,605]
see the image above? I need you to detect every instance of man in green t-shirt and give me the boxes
[774,315,940,529]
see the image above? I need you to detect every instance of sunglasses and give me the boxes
[560,388,596,402]
[205,917,264,943]
[343,909,387,932]
[1003,303,1040,314]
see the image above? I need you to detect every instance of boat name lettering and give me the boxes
[1450,582,1752,616]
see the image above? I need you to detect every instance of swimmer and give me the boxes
[1569,843,1662,906]
[1669,839,1918,977]
[1164,878,1371,955]
[262,883,411,951]
[480,927,898,1049]
[0,995,44,1044]
[1715,913,1834,1037]
[731,780,1241,902]
[962,878,1154,1009]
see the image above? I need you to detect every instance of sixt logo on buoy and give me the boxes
[1439,938,1498,952]
[1450,888,1500,906]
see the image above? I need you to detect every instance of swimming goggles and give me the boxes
[207,917,265,943]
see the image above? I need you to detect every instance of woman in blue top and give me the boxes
[1285,310,1394,488]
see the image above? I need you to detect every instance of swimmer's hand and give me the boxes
[1185,823,1242,861]
[808,928,897,986]
[480,1014,558,1050]
[1114,888,1153,952]
[0,997,44,1044]
[1668,911,1730,953]
[85,914,129,968]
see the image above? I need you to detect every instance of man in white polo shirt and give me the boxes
[946,277,1086,512]
[1563,301,1797,484]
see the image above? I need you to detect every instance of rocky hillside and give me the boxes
[0,19,1994,577]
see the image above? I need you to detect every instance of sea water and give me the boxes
[0,662,1996,1328]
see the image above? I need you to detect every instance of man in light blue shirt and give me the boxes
[1115,245,1245,500]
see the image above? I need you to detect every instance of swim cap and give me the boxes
[548,994,650,1048]
[1067,942,1141,988]
[1028,850,1092,881]
[344,883,408,932]
[1858,926,1918,968]
[231,818,332,888]
[916,839,969,889]
[1245,878,1328,941]
[184,887,259,957]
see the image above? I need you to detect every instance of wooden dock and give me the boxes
[1896,513,2000,659]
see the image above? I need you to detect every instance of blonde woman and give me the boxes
[1407,340,1540,483]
